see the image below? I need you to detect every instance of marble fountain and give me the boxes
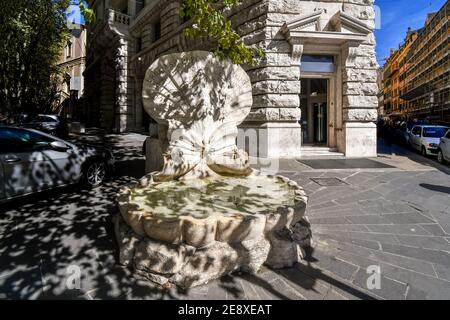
[114,51,312,288]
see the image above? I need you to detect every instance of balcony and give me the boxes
[110,10,131,26]
[106,9,132,36]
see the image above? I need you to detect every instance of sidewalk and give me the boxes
[0,135,449,299]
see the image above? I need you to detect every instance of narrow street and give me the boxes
[0,134,449,300]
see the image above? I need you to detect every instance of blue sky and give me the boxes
[66,4,85,25]
[375,0,446,66]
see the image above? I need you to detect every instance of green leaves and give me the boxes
[79,1,95,23]
[180,0,264,65]
[0,0,71,114]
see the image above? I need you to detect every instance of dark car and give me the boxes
[18,114,69,138]
[0,126,115,203]
[393,122,409,145]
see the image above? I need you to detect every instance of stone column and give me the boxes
[133,76,145,131]
[100,54,116,130]
[341,38,378,158]
[114,37,135,132]
[340,0,379,158]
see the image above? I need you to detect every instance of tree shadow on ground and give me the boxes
[0,132,378,300]
[0,133,168,299]
[207,247,377,300]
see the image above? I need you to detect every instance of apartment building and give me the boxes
[382,29,418,121]
[383,0,449,123]
[84,0,379,158]
[402,2,450,123]
[57,22,87,118]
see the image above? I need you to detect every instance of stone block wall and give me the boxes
[340,1,378,157]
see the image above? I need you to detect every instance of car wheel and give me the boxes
[83,160,107,188]
[421,146,427,157]
[437,150,446,164]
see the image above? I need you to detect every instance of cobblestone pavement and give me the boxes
[0,134,449,299]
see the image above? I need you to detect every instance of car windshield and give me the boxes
[407,122,425,131]
[422,127,448,138]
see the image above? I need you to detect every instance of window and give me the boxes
[423,127,448,138]
[136,37,142,52]
[66,41,72,58]
[0,128,54,153]
[154,21,161,41]
[300,55,335,73]
[181,14,189,24]
[310,79,327,95]
[180,6,190,24]
[445,130,450,139]
[136,0,144,14]
[411,126,421,136]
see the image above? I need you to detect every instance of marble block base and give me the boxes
[114,214,312,289]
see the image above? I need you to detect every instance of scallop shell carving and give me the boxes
[142,51,253,127]
[142,51,254,180]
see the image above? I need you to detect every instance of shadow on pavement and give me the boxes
[420,183,450,194]
[0,132,377,300]
[377,138,450,175]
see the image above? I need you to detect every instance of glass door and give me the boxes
[313,102,327,144]
[299,78,328,146]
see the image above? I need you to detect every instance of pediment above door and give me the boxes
[281,10,372,46]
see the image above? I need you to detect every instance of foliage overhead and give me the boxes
[0,0,72,115]
[78,1,95,23]
[180,0,264,65]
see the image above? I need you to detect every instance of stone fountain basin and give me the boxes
[118,173,308,248]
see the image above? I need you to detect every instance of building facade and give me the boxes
[383,0,450,124]
[377,68,384,117]
[58,22,87,118]
[382,28,418,121]
[85,0,379,158]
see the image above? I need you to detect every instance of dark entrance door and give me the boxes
[300,78,328,145]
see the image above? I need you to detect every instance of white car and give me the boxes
[437,129,450,164]
[0,126,115,203]
[409,125,450,156]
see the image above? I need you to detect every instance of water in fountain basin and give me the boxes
[130,175,296,219]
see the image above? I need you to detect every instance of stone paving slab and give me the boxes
[298,159,395,170]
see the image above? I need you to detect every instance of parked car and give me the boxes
[437,129,450,164]
[17,114,69,138]
[0,126,114,203]
[394,121,409,145]
[409,125,450,156]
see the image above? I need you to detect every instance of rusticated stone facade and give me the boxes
[85,0,378,157]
